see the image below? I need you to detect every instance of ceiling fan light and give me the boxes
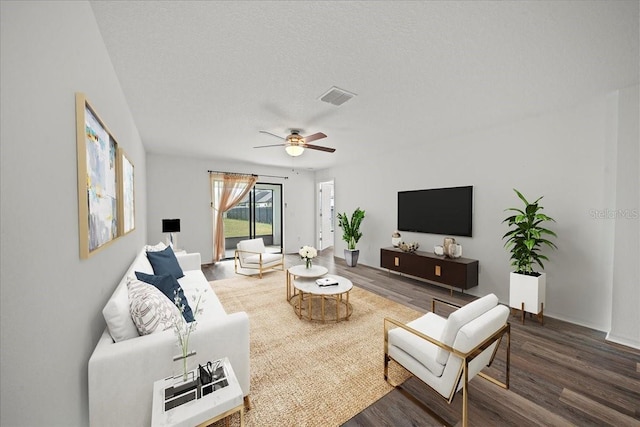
[285,145,305,157]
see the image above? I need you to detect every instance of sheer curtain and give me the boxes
[210,173,257,262]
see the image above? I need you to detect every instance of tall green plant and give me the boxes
[337,207,365,250]
[502,189,557,275]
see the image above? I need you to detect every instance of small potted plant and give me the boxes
[337,207,365,267]
[502,189,557,323]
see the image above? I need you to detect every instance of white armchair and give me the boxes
[234,238,284,278]
[384,293,510,427]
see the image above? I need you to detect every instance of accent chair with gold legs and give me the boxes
[384,293,510,427]
[234,237,284,279]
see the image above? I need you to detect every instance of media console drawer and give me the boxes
[380,247,478,292]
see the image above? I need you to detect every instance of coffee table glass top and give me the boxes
[288,264,328,278]
[293,274,353,295]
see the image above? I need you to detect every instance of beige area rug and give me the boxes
[208,271,421,427]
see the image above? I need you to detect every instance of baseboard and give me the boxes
[605,332,640,350]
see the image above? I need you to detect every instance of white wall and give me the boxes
[607,85,640,348]
[318,90,638,338]
[147,153,316,262]
[0,2,147,425]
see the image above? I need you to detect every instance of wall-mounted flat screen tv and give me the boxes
[398,186,473,237]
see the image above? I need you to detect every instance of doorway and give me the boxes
[317,180,335,250]
[223,182,283,259]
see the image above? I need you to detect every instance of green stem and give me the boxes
[182,331,190,380]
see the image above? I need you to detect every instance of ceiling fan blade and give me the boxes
[253,143,286,148]
[259,130,285,140]
[302,132,327,143]
[304,143,336,153]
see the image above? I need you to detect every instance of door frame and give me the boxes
[316,179,335,250]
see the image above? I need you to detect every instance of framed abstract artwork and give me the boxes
[118,148,135,235]
[75,93,119,258]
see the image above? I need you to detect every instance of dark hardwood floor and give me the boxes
[203,248,640,427]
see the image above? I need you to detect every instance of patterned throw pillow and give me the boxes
[134,271,194,322]
[127,278,182,335]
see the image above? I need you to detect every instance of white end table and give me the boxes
[151,357,244,427]
[286,264,328,301]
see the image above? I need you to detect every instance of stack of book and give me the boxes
[316,277,339,287]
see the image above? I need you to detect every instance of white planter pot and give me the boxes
[509,272,546,315]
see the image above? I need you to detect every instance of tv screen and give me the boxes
[398,186,473,237]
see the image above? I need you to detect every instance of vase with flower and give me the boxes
[172,289,206,384]
[299,245,318,269]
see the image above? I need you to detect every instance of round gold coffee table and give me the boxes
[286,264,329,302]
[292,275,353,322]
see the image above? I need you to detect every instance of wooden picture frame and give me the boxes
[118,148,135,235]
[75,93,120,259]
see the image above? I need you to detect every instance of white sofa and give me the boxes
[88,247,250,426]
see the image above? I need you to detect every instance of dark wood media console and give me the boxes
[380,247,478,293]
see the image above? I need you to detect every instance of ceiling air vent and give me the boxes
[319,86,357,106]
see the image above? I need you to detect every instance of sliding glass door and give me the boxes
[223,183,283,259]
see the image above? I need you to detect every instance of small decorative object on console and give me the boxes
[391,231,402,247]
[442,236,463,258]
[398,242,420,253]
[448,243,463,258]
[443,237,456,257]
[434,245,444,256]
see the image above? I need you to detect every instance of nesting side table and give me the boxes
[286,264,328,302]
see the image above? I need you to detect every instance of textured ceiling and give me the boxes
[89,1,639,170]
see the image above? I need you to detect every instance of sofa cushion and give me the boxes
[146,246,184,279]
[243,252,282,265]
[436,293,498,364]
[389,312,447,377]
[127,278,182,335]
[135,271,194,322]
[177,270,227,320]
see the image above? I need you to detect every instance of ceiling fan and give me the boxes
[254,129,336,157]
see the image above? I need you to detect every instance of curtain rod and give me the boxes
[207,170,288,180]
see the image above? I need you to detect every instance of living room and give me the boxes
[1,1,638,426]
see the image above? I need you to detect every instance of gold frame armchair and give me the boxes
[234,237,284,279]
[384,294,510,427]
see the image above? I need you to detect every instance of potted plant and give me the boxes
[502,189,557,323]
[337,207,365,267]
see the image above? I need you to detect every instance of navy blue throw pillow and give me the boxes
[146,246,184,279]
[134,271,195,322]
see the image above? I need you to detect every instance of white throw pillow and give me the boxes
[145,242,167,252]
[127,278,182,335]
[103,283,140,342]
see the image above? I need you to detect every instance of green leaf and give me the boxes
[502,189,556,274]
[337,207,365,250]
